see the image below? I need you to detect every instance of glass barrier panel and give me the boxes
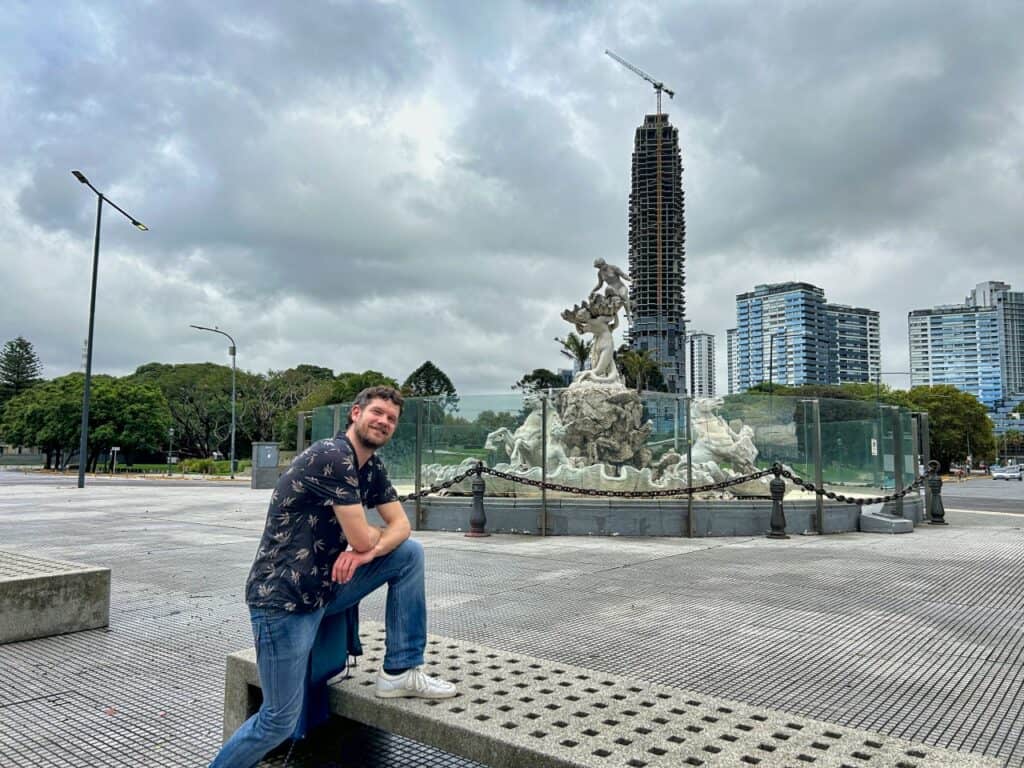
[309,392,919,500]
[374,400,417,493]
[310,404,341,443]
[901,410,917,486]
[420,392,538,498]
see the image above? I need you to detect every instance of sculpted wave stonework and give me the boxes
[421,258,784,498]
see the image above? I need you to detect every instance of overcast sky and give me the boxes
[3,0,1022,395]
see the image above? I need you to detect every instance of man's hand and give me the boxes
[332,547,376,584]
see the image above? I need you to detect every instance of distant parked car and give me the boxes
[990,464,1023,481]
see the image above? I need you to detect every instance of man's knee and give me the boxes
[393,537,424,569]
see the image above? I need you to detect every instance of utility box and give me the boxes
[251,442,283,490]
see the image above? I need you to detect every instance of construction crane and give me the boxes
[605,49,675,314]
[604,49,675,115]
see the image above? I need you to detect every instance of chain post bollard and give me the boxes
[465,462,491,538]
[767,463,790,539]
[926,460,948,525]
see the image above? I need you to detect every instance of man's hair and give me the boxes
[346,385,404,426]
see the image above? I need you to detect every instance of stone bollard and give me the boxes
[465,463,491,538]
[926,460,948,526]
[767,463,790,539]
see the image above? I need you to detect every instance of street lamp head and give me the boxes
[132,220,149,232]
[71,170,89,184]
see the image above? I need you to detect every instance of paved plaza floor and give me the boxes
[0,474,1022,767]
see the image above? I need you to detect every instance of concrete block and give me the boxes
[223,648,261,742]
[860,504,914,534]
[0,550,110,643]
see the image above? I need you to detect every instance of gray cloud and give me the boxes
[2,0,1023,396]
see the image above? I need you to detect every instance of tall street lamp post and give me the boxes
[71,170,148,489]
[190,325,237,478]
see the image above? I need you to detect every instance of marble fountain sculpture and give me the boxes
[422,260,778,498]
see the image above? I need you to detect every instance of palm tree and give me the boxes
[554,333,593,374]
[617,347,661,393]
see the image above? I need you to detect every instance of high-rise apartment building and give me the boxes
[826,304,881,384]
[627,113,686,394]
[967,281,1024,400]
[733,283,880,391]
[909,280,1024,409]
[726,328,738,395]
[687,331,715,396]
[908,305,1002,408]
[734,283,833,390]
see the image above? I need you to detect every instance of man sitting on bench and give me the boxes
[210,386,456,768]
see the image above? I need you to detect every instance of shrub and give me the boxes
[180,458,216,474]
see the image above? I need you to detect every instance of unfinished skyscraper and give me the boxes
[628,113,686,393]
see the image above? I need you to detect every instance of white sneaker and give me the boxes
[375,667,458,699]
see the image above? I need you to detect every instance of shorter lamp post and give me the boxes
[190,325,237,478]
[167,427,174,476]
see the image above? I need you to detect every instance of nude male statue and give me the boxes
[590,258,632,323]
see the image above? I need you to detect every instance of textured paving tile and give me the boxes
[234,623,999,767]
[0,481,1021,766]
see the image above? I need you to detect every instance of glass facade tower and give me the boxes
[908,305,1002,408]
[826,304,881,384]
[733,283,881,391]
[967,281,1024,400]
[909,281,1024,410]
[735,282,834,390]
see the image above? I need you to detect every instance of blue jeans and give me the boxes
[209,538,426,768]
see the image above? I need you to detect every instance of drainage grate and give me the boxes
[322,622,998,768]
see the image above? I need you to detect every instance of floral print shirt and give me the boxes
[245,434,398,612]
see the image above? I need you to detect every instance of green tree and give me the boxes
[474,409,520,432]
[617,347,666,392]
[402,361,458,412]
[85,378,172,469]
[512,368,563,393]
[1,373,171,470]
[127,362,236,459]
[893,385,995,470]
[266,365,338,448]
[0,336,43,409]
[283,370,399,446]
[999,429,1023,462]
[1,374,82,467]
[554,333,592,373]
[294,370,401,413]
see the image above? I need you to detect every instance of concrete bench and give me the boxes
[224,621,995,768]
[0,550,110,644]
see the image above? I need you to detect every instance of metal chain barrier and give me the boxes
[399,460,930,505]
[775,464,928,506]
[396,465,482,503]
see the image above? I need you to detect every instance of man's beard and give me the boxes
[355,421,391,450]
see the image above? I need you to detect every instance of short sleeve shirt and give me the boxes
[244,434,398,612]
